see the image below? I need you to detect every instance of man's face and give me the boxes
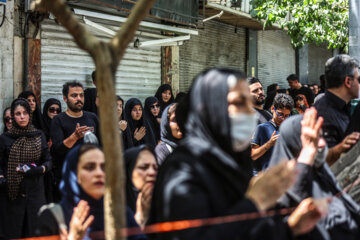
[65,86,84,112]
[249,82,265,106]
[287,80,298,89]
[272,106,291,126]
[350,68,360,99]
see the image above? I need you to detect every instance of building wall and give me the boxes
[179,20,246,92]
[308,44,333,85]
[0,0,15,132]
[257,30,296,91]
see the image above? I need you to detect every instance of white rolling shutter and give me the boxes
[257,30,296,91]
[41,18,161,109]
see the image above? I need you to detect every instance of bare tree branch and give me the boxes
[32,0,100,57]
[110,0,156,65]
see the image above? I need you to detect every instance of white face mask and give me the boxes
[229,112,258,152]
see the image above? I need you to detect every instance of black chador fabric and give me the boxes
[147,68,291,240]
[144,97,160,143]
[124,98,157,148]
[154,84,174,116]
[18,91,44,130]
[155,104,181,165]
[270,115,360,240]
[42,98,62,141]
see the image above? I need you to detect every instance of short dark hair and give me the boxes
[267,83,278,94]
[91,71,96,83]
[287,74,298,82]
[273,93,294,110]
[325,54,359,89]
[62,81,83,97]
[247,77,262,86]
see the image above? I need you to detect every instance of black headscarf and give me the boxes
[42,98,62,141]
[160,104,179,149]
[144,97,160,142]
[182,68,253,194]
[124,98,157,148]
[18,91,44,130]
[269,115,360,239]
[154,84,174,115]
[2,107,11,132]
[117,96,125,120]
[124,145,156,213]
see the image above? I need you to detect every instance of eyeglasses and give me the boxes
[4,117,11,123]
[150,104,160,110]
[48,107,61,114]
[274,106,290,119]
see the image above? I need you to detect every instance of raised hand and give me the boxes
[68,200,94,240]
[134,127,146,141]
[246,160,298,211]
[74,123,90,140]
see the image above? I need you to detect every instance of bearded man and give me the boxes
[247,77,272,124]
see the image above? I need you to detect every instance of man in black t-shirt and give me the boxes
[50,81,99,200]
[83,71,98,114]
[287,74,315,105]
[247,77,273,124]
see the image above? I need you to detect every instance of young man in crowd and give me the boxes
[314,54,360,165]
[287,74,315,105]
[50,81,100,200]
[251,93,294,173]
[247,77,272,124]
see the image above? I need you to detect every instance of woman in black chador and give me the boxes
[18,91,44,130]
[270,112,360,240]
[144,97,161,143]
[42,98,62,143]
[154,84,174,116]
[0,98,51,238]
[147,68,327,240]
[124,98,157,149]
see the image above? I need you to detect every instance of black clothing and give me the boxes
[50,111,99,188]
[313,91,351,148]
[83,87,98,115]
[289,86,315,105]
[18,91,44,130]
[154,84,174,116]
[346,103,360,135]
[269,115,360,240]
[155,104,180,165]
[147,68,292,240]
[42,98,62,142]
[124,98,157,149]
[254,107,272,125]
[144,97,160,143]
[0,131,51,238]
[264,90,277,112]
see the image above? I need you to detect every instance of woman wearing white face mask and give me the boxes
[147,68,328,240]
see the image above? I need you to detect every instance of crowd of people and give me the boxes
[0,54,360,239]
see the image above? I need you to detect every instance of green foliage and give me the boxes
[250,0,349,50]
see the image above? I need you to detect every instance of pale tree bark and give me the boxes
[32,0,156,239]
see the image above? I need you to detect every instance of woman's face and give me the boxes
[47,104,61,119]
[4,109,12,130]
[169,112,182,139]
[27,96,36,113]
[14,106,30,128]
[150,102,160,117]
[162,90,171,103]
[117,100,123,119]
[77,149,105,200]
[131,104,142,121]
[227,80,253,115]
[132,150,157,191]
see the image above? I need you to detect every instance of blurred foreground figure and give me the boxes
[147,68,327,240]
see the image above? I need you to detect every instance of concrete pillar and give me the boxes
[349,0,360,60]
[0,0,15,131]
[298,44,309,84]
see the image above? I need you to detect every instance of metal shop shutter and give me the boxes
[308,44,332,85]
[41,18,161,109]
[179,20,246,93]
[257,30,296,91]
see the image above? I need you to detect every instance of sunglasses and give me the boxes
[48,107,61,114]
[4,117,11,123]
[150,104,160,110]
[274,106,290,119]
